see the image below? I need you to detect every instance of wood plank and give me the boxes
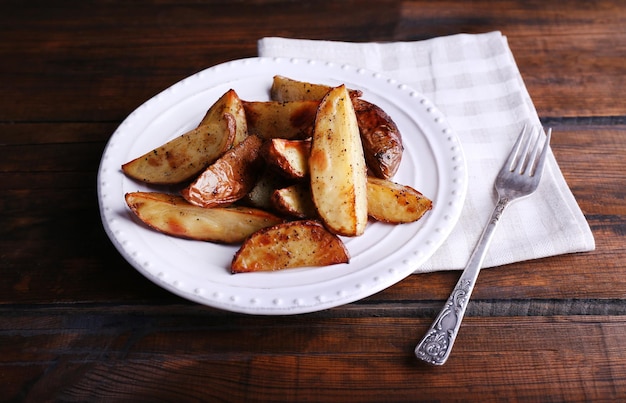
[1,1,624,121]
[549,124,626,215]
[0,0,400,122]
[1,313,624,401]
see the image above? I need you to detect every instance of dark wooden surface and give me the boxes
[2,1,625,401]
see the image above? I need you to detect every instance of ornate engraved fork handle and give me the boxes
[415,197,510,365]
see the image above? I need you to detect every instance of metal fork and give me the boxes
[415,124,552,365]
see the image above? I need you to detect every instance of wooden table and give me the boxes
[2,1,625,401]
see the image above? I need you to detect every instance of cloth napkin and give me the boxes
[257,31,595,273]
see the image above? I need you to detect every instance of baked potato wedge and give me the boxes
[270,75,362,102]
[352,98,403,179]
[125,192,283,244]
[367,177,432,223]
[243,100,318,140]
[231,220,349,273]
[121,89,242,184]
[182,135,263,208]
[198,88,249,146]
[271,183,317,219]
[264,138,311,179]
[310,85,368,237]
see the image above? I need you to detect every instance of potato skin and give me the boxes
[271,184,317,219]
[231,220,349,273]
[182,135,264,208]
[263,138,312,179]
[198,89,249,147]
[352,98,403,179]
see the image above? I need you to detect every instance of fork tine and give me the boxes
[503,124,529,174]
[517,126,536,174]
[531,127,552,178]
[526,130,542,174]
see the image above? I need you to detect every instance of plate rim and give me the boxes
[97,56,467,315]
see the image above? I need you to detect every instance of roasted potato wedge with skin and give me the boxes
[243,100,318,140]
[367,177,432,223]
[264,138,312,179]
[231,220,349,273]
[182,135,263,208]
[271,183,317,219]
[310,85,368,237]
[198,89,248,146]
[270,75,362,102]
[352,98,403,179]
[125,192,283,244]
[122,90,241,184]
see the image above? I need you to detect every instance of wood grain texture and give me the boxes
[2,312,625,401]
[1,0,625,401]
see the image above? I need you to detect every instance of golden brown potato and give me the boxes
[352,98,403,179]
[231,220,349,273]
[243,100,318,140]
[198,88,249,146]
[125,192,283,244]
[271,183,317,219]
[270,75,362,102]
[122,79,426,274]
[264,138,312,179]
[309,85,368,237]
[182,135,263,208]
[367,177,432,223]
[121,89,242,184]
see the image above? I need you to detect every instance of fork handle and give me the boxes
[415,196,510,365]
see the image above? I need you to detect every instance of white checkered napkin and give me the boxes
[258,32,595,272]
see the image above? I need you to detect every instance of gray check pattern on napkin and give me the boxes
[258,31,595,272]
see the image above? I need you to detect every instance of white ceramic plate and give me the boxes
[97,57,467,315]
